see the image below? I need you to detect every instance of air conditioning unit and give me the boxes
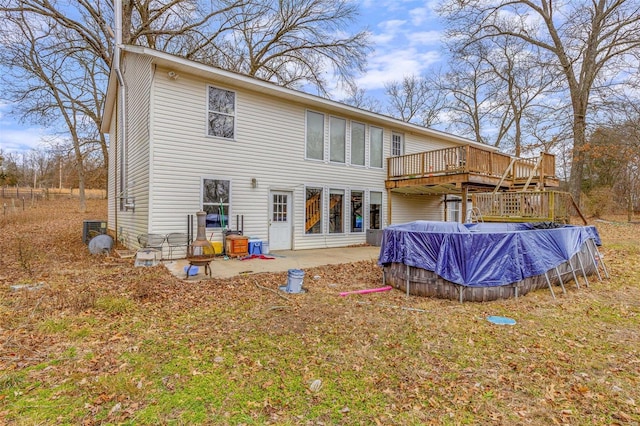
[82,220,107,244]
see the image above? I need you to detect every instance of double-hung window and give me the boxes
[208,86,235,139]
[202,178,230,229]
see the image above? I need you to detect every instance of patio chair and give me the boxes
[137,233,166,258]
[166,232,190,260]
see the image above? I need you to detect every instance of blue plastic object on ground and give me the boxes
[183,265,199,276]
[487,316,517,325]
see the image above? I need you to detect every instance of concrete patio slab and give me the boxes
[163,246,381,280]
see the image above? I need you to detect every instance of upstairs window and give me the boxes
[351,122,366,166]
[208,87,235,139]
[306,111,325,160]
[330,117,346,163]
[370,126,383,168]
[392,132,404,156]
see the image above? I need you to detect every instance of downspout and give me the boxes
[114,0,127,244]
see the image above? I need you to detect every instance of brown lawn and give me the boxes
[1,198,639,425]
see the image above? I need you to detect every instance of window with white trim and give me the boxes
[350,190,364,232]
[329,189,344,233]
[330,117,346,163]
[207,86,235,139]
[306,111,324,160]
[392,132,404,156]
[370,126,383,168]
[202,178,230,228]
[445,196,461,223]
[369,191,382,229]
[305,187,323,234]
[351,122,365,166]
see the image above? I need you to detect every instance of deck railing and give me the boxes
[472,191,582,223]
[387,145,556,183]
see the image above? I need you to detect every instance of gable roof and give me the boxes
[101,45,495,151]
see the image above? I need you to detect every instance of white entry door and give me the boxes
[269,191,292,250]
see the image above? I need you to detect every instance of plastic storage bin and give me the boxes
[248,239,262,255]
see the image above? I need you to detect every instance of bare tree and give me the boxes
[440,49,501,145]
[0,0,371,210]
[204,0,370,94]
[439,0,640,204]
[385,74,448,127]
[339,82,382,113]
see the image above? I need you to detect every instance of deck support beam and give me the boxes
[460,185,468,223]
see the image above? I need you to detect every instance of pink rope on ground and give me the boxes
[339,286,393,297]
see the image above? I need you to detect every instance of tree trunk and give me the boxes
[568,108,588,206]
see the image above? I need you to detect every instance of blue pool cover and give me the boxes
[378,221,601,287]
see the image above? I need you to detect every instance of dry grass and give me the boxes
[0,199,639,425]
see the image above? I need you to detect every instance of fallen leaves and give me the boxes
[1,199,640,424]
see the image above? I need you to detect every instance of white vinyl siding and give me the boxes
[351,122,366,166]
[110,50,483,252]
[370,126,383,168]
[390,193,442,225]
[329,117,346,163]
[306,111,324,160]
[108,52,154,248]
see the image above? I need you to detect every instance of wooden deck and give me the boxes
[385,145,559,192]
[472,191,586,224]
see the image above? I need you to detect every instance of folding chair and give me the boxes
[137,233,166,259]
[166,232,190,260]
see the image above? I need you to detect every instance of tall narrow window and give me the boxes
[351,190,364,232]
[370,126,383,168]
[329,189,344,233]
[445,196,461,223]
[330,117,346,163]
[306,111,324,160]
[351,122,365,166]
[392,132,404,156]
[208,87,235,139]
[369,191,382,230]
[305,187,323,234]
[203,178,230,228]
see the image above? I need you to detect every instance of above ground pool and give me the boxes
[378,221,605,302]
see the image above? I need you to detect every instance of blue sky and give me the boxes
[0,0,445,155]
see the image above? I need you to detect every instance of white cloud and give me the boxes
[0,103,50,153]
[0,125,49,154]
[408,30,442,45]
[409,7,430,26]
[357,48,441,90]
